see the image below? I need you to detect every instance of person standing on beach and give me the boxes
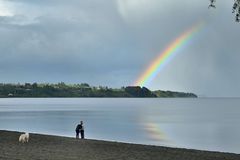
[80,121,84,139]
[75,121,84,139]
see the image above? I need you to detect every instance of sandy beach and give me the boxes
[0,130,239,160]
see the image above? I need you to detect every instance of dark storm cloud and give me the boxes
[0,0,239,96]
[0,0,141,85]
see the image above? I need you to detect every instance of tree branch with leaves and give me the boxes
[209,0,240,22]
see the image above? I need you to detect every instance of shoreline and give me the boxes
[1,130,239,160]
[2,129,238,155]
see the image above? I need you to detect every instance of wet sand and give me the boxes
[0,130,239,160]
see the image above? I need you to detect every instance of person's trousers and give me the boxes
[80,130,84,139]
[76,131,79,139]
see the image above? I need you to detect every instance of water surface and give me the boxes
[0,98,239,153]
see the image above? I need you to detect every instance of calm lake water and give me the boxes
[0,98,239,153]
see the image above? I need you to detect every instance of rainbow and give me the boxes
[135,22,204,87]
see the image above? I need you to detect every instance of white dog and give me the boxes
[19,132,30,143]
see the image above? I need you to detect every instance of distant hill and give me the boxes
[0,83,197,98]
[153,90,197,98]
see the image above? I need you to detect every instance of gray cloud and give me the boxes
[0,0,239,97]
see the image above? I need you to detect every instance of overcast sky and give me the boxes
[0,0,239,97]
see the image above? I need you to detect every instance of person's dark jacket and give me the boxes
[75,124,82,132]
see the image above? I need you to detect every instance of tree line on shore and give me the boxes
[0,83,197,98]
